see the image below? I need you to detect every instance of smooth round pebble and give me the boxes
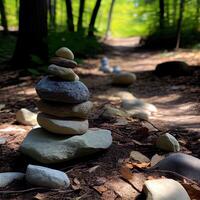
[50,57,77,68]
[55,47,74,60]
[112,72,136,86]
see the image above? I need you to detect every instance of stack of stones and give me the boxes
[20,47,112,164]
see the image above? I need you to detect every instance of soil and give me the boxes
[0,38,200,199]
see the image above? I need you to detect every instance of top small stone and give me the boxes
[55,47,74,60]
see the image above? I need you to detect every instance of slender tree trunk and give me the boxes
[0,0,8,34]
[88,0,102,37]
[12,0,48,67]
[48,0,56,28]
[65,0,74,32]
[105,0,115,38]
[77,0,85,32]
[175,0,185,50]
[159,0,164,29]
[173,0,177,25]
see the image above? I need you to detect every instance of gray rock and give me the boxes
[36,76,90,104]
[122,99,157,113]
[151,153,200,183]
[0,137,7,145]
[26,164,70,189]
[156,133,180,152]
[101,105,128,119]
[128,109,150,120]
[20,128,112,164]
[114,91,135,100]
[55,47,74,60]
[112,72,136,86]
[48,64,79,81]
[144,178,190,200]
[50,57,77,68]
[37,100,93,119]
[37,113,88,135]
[16,108,38,126]
[0,172,25,187]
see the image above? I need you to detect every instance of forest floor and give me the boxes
[0,37,200,199]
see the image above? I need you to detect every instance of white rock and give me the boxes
[156,133,180,152]
[114,91,135,100]
[0,172,25,187]
[26,165,70,189]
[16,108,38,126]
[144,178,191,200]
[122,99,157,114]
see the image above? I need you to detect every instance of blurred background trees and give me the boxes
[0,0,200,67]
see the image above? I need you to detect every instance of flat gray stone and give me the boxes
[37,113,88,135]
[36,76,90,104]
[156,133,180,152]
[48,64,79,81]
[36,100,93,119]
[50,57,77,68]
[144,178,190,200]
[20,128,112,164]
[26,165,70,189]
[0,172,25,187]
[151,153,200,183]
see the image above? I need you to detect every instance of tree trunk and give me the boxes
[0,0,8,34]
[48,0,56,28]
[12,0,48,67]
[173,0,177,25]
[159,0,164,29]
[65,0,74,32]
[105,0,115,38]
[88,0,102,37]
[77,0,85,32]
[175,0,185,50]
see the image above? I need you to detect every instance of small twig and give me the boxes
[0,187,74,195]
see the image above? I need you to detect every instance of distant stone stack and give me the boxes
[20,47,112,164]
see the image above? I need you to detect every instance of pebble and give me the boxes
[36,76,90,104]
[37,113,89,135]
[26,164,70,189]
[50,57,77,68]
[37,100,93,119]
[55,47,74,60]
[130,151,150,163]
[112,72,136,86]
[16,108,38,126]
[156,133,180,152]
[48,64,79,81]
[0,172,25,187]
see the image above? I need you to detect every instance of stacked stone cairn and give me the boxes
[20,47,112,164]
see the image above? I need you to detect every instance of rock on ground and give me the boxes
[20,128,112,164]
[112,72,136,86]
[0,172,25,187]
[55,47,74,60]
[144,178,190,200]
[151,153,200,183]
[156,133,180,152]
[26,164,70,189]
[16,108,38,126]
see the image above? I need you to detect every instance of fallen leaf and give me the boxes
[93,185,108,194]
[72,177,81,190]
[132,162,150,169]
